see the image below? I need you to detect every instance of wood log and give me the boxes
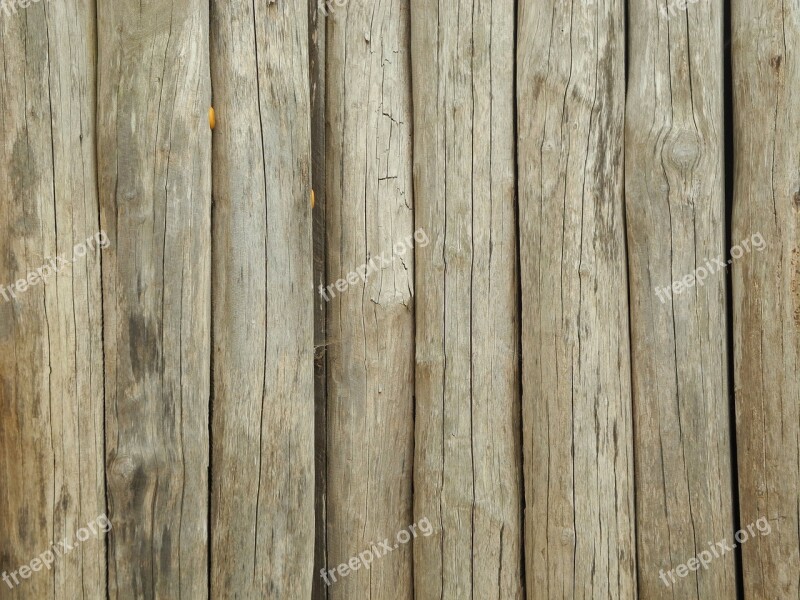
[97,0,211,596]
[411,0,523,597]
[0,1,106,597]
[625,0,736,596]
[209,0,315,597]
[732,0,800,596]
[324,1,415,597]
[517,0,636,596]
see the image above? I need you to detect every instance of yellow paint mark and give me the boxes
[311,189,316,209]
[208,107,216,130]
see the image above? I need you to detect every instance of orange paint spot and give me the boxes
[208,107,216,130]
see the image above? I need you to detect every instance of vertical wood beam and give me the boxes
[732,0,800,596]
[517,0,636,596]
[411,1,523,597]
[97,0,211,596]
[625,0,735,596]
[210,0,315,597]
[324,1,415,597]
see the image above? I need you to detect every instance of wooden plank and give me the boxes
[323,1,415,597]
[625,1,736,597]
[517,0,636,597]
[732,0,800,596]
[309,1,328,599]
[96,0,211,596]
[410,1,523,597]
[209,0,315,597]
[0,1,106,598]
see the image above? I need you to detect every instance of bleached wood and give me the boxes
[209,0,315,597]
[625,0,735,597]
[0,1,106,597]
[97,0,211,596]
[732,0,800,596]
[324,1,415,598]
[410,1,523,597]
[517,0,636,597]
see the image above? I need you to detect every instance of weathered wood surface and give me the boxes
[411,1,522,597]
[732,0,800,597]
[517,0,636,597]
[4,2,800,598]
[324,1,415,598]
[625,0,735,597]
[0,1,106,598]
[210,0,315,597]
[97,0,211,596]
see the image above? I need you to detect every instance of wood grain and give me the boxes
[97,0,211,596]
[732,0,800,596]
[0,1,106,597]
[625,0,735,597]
[324,1,415,597]
[210,0,315,597]
[411,1,523,597]
[517,0,636,597]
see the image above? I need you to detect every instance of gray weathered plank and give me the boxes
[625,0,736,596]
[97,0,211,596]
[732,0,800,596]
[323,1,415,597]
[0,1,106,597]
[411,1,523,597]
[209,0,315,597]
[517,0,636,597]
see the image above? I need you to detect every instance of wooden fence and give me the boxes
[0,0,797,598]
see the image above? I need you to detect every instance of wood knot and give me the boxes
[770,55,782,71]
[666,130,702,169]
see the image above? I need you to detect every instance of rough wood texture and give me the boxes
[0,1,106,598]
[97,0,211,596]
[210,0,315,597]
[324,1,415,597]
[517,0,636,597]
[732,0,800,596]
[625,1,735,597]
[411,1,523,597]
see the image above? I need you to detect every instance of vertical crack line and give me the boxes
[722,0,744,597]
[91,0,111,596]
[207,0,215,595]
[511,0,526,595]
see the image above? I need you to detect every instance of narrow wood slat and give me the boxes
[209,0,315,597]
[0,1,106,597]
[732,0,800,596]
[517,1,636,597]
[411,1,523,597]
[323,1,415,597]
[625,0,736,596]
[97,0,211,596]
